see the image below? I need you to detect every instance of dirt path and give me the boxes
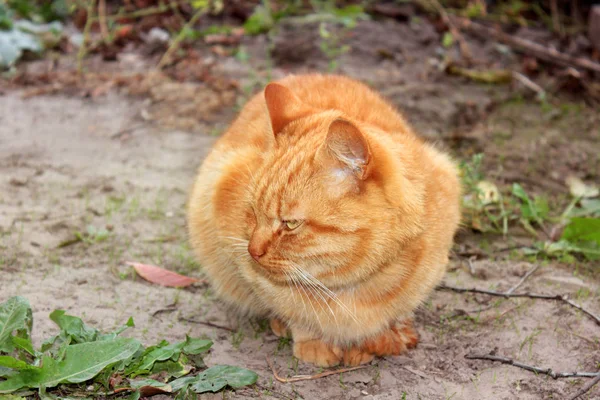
[2,15,600,399]
[1,88,599,400]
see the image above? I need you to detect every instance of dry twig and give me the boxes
[505,264,540,294]
[453,17,600,73]
[77,0,96,76]
[438,285,600,326]
[98,0,109,41]
[266,355,366,383]
[466,353,599,379]
[423,0,473,63]
[568,373,600,400]
[179,317,235,332]
[511,72,546,99]
[157,5,208,69]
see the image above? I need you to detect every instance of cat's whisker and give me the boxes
[288,272,308,322]
[291,265,337,324]
[290,262,359,324]
[289,268,322,330]
[220,236,249,244]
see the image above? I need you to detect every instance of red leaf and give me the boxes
[127,262,201,287]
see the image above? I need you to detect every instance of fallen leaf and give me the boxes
[566,176,599,198]
[170,365,258,393]
[476,180,500,205]
[127,262,201,287]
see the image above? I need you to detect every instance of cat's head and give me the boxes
[245,82,420,288]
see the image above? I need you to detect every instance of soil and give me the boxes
[1,14,600,400]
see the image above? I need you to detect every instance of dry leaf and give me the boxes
[476,180,500,205]
[127,262,201,287]
[566,176,599,198]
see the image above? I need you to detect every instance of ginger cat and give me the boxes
[187,74,461,367]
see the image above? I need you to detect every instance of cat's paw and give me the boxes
[293,339,343,367]
[362,320,419,356]
[270,318,291,338]
[342,347,375,366]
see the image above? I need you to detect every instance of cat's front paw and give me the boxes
[362,320,419,356]
[342,347,375,366]
[293,339,343,367]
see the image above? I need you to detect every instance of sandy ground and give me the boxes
[2,17,600,400]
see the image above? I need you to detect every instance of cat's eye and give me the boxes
[283,219,303,230]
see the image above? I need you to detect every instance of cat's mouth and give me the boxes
[248,258,291,284]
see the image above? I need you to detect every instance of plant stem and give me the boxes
[77,0,96,76]
[157,5,208,69]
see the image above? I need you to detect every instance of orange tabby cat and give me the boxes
[187,74,461,367]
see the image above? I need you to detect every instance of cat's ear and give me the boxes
[319,119,371,180]
[264,83,312,135]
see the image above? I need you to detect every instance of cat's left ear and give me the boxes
[264,83,313,135]
[318,119,371,180]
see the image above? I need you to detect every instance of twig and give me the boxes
[157,6,208,69]
[152,305,177,317]
[568,373,600,400]
[425,0,473,63]
[90,1,188,23]
[466,256,476,276]
[77,0,96,76]
[466,353,599,379]
[179,317,235,332]
[549,0,562,36]
[437,285,600,326]
[505,264,540,295]
[453,17,600,73]
[98,0,109,41]
[266,355,366,383]
[511,71,546,99]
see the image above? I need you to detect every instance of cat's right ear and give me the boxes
[264,83,312,135]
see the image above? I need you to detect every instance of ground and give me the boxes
[1,15,600,400]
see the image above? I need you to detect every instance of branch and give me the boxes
[437,285,600,326]
[568,374,600,400]
[466,353,599,379]
[77,0,96,76]
[179,317,235,332]
[511,72,546,99]
[265,355,366,383]
[98,0,109,40]
[157,5,208,69]
[426,0,473,63]
[505,264,540,294]
[452,17,600,73]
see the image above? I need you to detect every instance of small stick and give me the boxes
[266,355,366,383]
[426,0,473,63]
[453,17,600,73]
[98,0,109,41]
[511,72,546,99]
[157,6,208,69]
[179,317,235,332]
[505,264,540,295]
[438,285,600,326]
[77,0,96,76]
[568,373,600,400]
[466,353,599,379]
[550,0,562,36]
[466,257,476,276]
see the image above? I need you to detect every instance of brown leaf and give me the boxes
[139,384,172,396]
[127,262,201,287]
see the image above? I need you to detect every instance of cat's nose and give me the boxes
[248,245,266,261]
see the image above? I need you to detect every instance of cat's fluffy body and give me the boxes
[187,74,460,366]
